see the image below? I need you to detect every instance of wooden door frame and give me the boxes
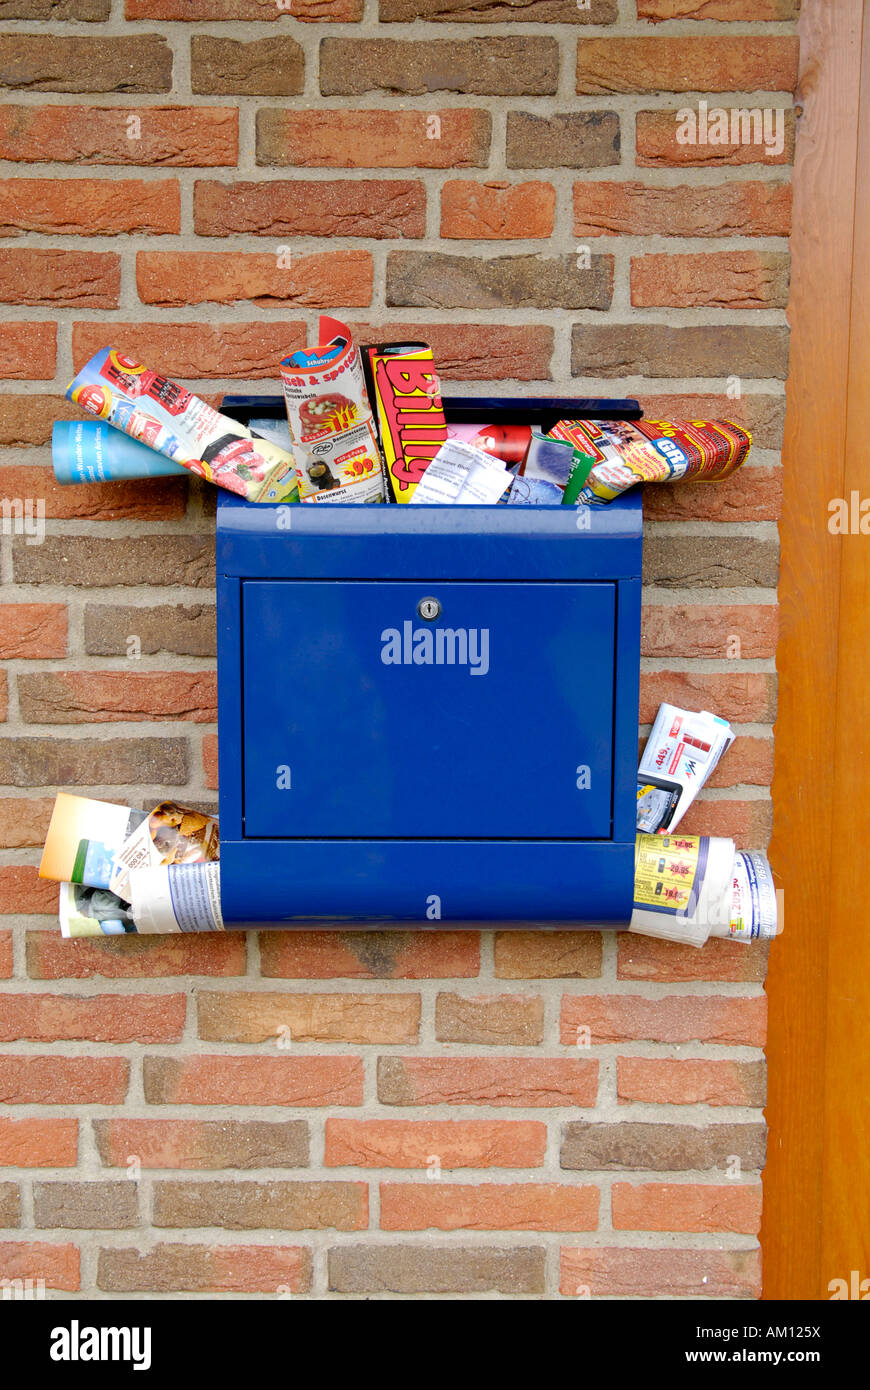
[762,0,870,1300]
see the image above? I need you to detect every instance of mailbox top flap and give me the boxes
[217,488,642,581]
[216,394,643,582]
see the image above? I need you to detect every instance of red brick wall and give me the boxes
[0,0,797,1299]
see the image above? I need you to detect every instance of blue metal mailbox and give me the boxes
[216,396,643,930]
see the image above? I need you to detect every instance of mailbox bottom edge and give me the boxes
[218,839,634,930]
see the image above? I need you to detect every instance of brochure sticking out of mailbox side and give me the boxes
[215,396,644,929]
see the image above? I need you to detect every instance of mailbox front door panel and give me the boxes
[242,579,616,840]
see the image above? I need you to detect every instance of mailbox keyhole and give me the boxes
[417,597,442,621]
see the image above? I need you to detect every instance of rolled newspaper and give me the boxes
[128,862,223,934]
[629,833,778,947]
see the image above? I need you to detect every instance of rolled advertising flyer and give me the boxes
[52,419,189,484]
[280,317,386,503]
[59,882,138,939]
[628,834,778,948]
[361,340,448,502]
[66,347,299,503]
[575,418,752,506]
[636,703,734,835]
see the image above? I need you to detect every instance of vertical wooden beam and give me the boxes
[762,0,866,1299]
[818,0,870,1294]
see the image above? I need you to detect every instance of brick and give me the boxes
[329,1244,545,1295]
[646,534,778,588]
[388,251,612,310]
[378,1057,598,1107]
[324,1119,546,1169]
[136,249,372,308]
[13,535,213,587]
[0,737,188,788]
[560,1246,760,1299]
[0,35,172,93]
[346,321,553,380]
[256,108,491,169]
[27,930,245,980]
[154,1180,366,1231]
[0,249,118,307]
[577,37,799,95]
[18,671,217,725]
[195,179,425,239]
[637,394,786,450]
[0,104,238,166]
[632,250,790,309]
[639,672,776,724]
[33,1181,137,1229]
[0,322,55,379]
[706,737,774,787]
[143,1056,363,1107]
[641,605,778,660]
[0,1117,78,1167]
[381,0,615,17]
[0,866,58,915]
[643,467,782,523]
[0,993,186,1044]
[560,994,765,1046]
[203,733,218,790]
[127,0,359,14]
[381,1182,598,1231]
[639,1,798,22]
[260,929,480,979]
[84,604,216,658]
[0,1056,128,1105]
[74,321,303,382]
[574,179,792,238]
[441,180,555,239]
[506,111,619,169]
[571,324,790,378]
[0,930,10,976]
[191,36,304,97]
[321,38,557,97]
[0,1183,20,1226]
[0,394,98,447]
[0,1241,79,1291]
[494,931,602,979]
[0,605,66,659]
[435,993,544,1046]
[680,797,773,847]
[1,0,109,14]
[198,991,420,1045]
[612,1181,762,1234]
[0,671,7,721]
[561,1121,766,1171]
[617,1057,766,1107]
[0,177,179,235]
[636,107,796,167]
[618,934,768,984]
[0,464,186,522]
[94,1118,309,1170]
[97,1242,311,1294]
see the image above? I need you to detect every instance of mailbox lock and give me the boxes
[417,596,442,622]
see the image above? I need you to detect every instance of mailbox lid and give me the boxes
[217,488,642,583]
[242,578,616,839]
